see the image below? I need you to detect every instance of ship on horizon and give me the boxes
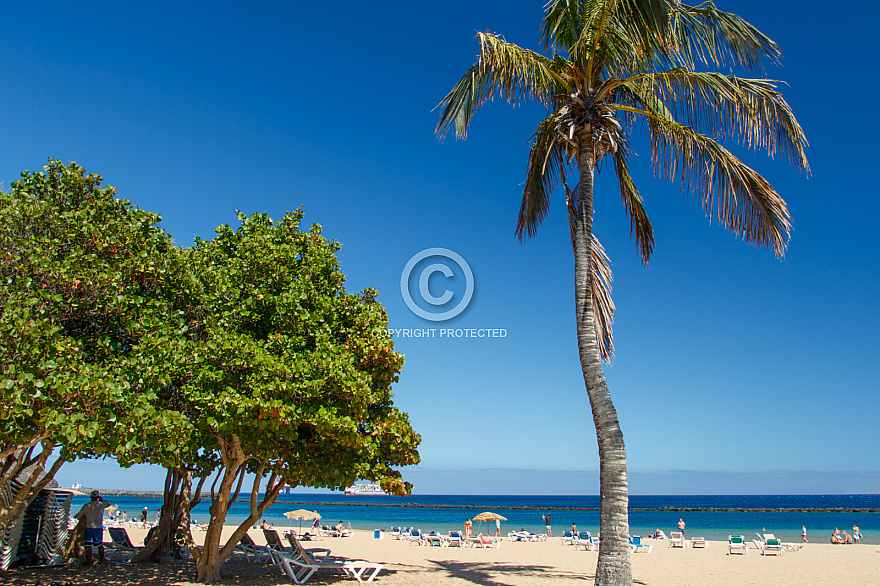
[344,482,386,496]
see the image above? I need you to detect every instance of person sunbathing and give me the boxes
[842,530,852,544]
[831,528,845,544]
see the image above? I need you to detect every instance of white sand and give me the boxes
[3,526,878,585]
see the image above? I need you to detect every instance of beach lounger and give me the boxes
[668,532,687,548]
[445,531,466,547]
[272,550,382,584]
[388,527,401,539]
[560,531,575,545]
[284,534,331,561]
[630,535,652,553]
[423,533,445,547]
[277,535,383,583]
[727,535,748,555]
[230,533,271,564]
[467,536,501,548]
[689,537,707,548]
[573,532,596,551]
[272,551,321,584]
[761,533,800,551]
[404,529,425,546]
[264,529,294,554]
[107,527,142,562]
[762,538,785,556]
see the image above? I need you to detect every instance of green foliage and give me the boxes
[0,160,190,466]
[1,159,419,542]
[156,210,420,494]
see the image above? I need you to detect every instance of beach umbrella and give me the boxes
[285,509,321,533]
[473,511,507,535]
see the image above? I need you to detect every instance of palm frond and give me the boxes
[543,0,591,55]
[619,0,671,47]
[612,149,654,264]
[590,232,616,363]
[616,103,791,257]
[621,69,809,172]
[435,33,564,140]
[542,0,671,80]
[669,1,781,71]
[517,114,569,240]
[566,183,616,362]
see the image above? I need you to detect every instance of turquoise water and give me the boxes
[75,494,880,544]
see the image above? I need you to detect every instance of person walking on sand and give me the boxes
[677,518,686,536]
[853,524,861,544]
[74,490,112,566]
[802,525,808,542]
[464,518,472,538]
[544,513,552,537]
[495,518,501,537]
[139,507,148,528]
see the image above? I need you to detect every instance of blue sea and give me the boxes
[74,494,879,544]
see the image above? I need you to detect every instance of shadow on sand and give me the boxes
[426,559,592,585]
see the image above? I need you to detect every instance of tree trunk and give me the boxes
[62,517,86,563]
[131,467,193,563]
[195,436,247,583]
[0,442,65,531]
[574,140,632,586]
[216,470,284,565]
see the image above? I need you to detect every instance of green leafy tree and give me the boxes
[0,160,190,530]
[158,211,419,582]
[436,1,808,583]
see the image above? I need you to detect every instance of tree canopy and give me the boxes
[0,160,190,528]
[122,210,421,581]
[1,163,420,584]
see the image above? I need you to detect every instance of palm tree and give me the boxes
[435,1,808,584]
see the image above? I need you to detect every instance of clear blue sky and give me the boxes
[3,1,878,494]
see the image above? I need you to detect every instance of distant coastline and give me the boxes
[77,490,879,513]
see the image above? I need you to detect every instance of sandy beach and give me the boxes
[2,527,878,585]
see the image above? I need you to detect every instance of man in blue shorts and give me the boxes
[74,490,112,565]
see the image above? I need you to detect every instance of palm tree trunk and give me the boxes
[574,140,632,586]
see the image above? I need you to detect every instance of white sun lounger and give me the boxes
[272,551,382,584]
[668,532,687,548]
[727,535,748,555]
